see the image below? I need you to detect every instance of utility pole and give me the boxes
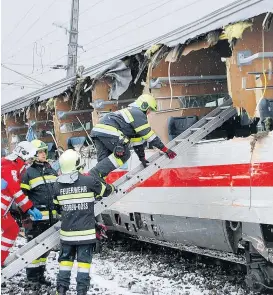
[66,0,80,78]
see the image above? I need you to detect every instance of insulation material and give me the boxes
[92,60,132,100]
[220,21,253,43]
[46,98,55,111]
[144,44,163,59]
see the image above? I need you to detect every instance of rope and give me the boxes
[168,62,173,109]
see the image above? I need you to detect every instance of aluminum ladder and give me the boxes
[1,98,237,283]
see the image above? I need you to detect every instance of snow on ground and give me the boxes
[2,237,251,295]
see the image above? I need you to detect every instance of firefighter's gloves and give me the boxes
[114,136,129,158]
[27,207,43,220]
[140,158,149,168]
[113,144,125,158]
[95,222,108,240]
[1,178,7,190]
[161,147,177,159]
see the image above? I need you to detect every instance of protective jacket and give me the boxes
[1,157,33,215]
[20,161,58,220]
[53,172,114,245]
[1,157,33,267]
[91,106,165,157]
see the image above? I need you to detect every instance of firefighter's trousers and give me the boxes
[57,243,93,294]
[1,212,20,266]
[93,136,130,177]
[24,220,55,281]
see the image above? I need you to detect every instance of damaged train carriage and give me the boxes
[1,4,273,293]
[95,13,273,293]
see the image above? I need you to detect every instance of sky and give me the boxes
[1,0,183,105]
[1,0,267,106]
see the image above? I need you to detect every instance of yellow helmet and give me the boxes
[31,139,48,157]
[59,149,84,174]
[135,94,157,112]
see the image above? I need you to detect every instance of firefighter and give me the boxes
[20,139,58,285]
[1,141,43,267]
[90,94,177,179]
[53,149,115,295]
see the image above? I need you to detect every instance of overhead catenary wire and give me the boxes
[1,64,47,86]
[1,68,53,92]
[80,0,166,33]
[2,0,58,57]
[79,0,106,17]
[3,32,63,62]
[82,0,177,49]
[2,62,63,67]
[4,0,260,87]
[80,0,254,59]
[77,0,205,60]
[2,0,106,63]
[1,83,42,90]
[2,0,267,113]
[1,3,37,46]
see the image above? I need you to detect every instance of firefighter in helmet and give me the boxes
[20,139,58,286]
[1,141,42,267]
[53,149,115,295]
[90,93,177,179]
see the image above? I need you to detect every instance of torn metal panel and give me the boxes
[150,45,170,69]
[181,40,211,56]
[181,32,221,56]
[134,55,149,85]
[263,12,273,31]
[71,76,92,110]
[91,60,132,100]
[134,45,165,84]
[165,44,184,62]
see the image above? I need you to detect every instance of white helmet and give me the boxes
[59,149,84,174]
[6,141,38,161]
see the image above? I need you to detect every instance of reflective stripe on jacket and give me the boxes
[20,161,57,212]
[91,106,165,150]
[53,173,113,245]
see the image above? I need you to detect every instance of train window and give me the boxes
[178,93,229,109]
[60,122,91,134]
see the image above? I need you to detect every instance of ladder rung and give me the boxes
[175,139,183,143]
[220,105,230,110]
[205,117,215,120]
[191,127,201,131]
[126,174,133,179]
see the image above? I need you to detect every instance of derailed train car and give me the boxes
[95,12,273,292]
